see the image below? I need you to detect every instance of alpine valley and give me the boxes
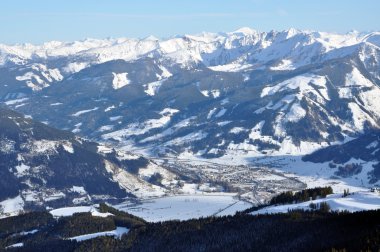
[1,28,380,228]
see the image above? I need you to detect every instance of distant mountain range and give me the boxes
[1,28,380,184]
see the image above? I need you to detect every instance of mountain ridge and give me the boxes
[1,28,380,174]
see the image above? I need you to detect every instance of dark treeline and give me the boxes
[0,203,379,251]
[98,203,146,228]
[0,211,54,237]
[53,212,116,237]
[61,210,380,252]
[242,186,334,214]
[269,186,334,205]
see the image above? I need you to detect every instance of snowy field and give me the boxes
[115,194,253,222]
[50,205,112,218]
[251,191,380,215]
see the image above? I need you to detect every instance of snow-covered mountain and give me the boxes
[303,130,380,183]
[0,107,178,217]
[1,28,380,167]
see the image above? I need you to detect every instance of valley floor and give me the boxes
[114,193,252,222]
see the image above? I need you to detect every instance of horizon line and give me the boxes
[1,27,376,47]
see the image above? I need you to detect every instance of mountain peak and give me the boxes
[232,27,259,35]
[143,35,160,41]
[282,28,303,39]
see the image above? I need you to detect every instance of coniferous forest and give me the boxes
[0,202,379,252]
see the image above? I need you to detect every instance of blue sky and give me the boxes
[0,0,379,44]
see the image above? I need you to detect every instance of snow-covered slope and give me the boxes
[0,107,178,218]
[302,130,380,184]
[251,190,380,215]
